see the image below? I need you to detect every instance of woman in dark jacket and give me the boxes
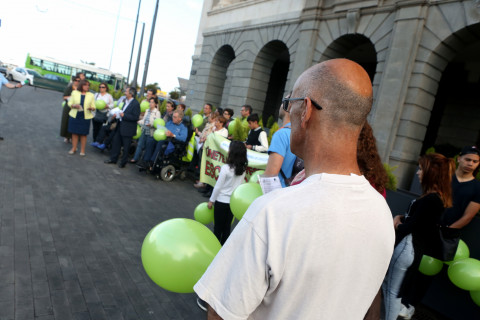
[382,153,454,320]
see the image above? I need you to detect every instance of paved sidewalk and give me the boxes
[0,86,206,319]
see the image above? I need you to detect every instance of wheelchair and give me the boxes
[139,128,195,182]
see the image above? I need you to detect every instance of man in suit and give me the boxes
[104,87,140,168]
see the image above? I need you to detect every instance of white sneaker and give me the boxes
[193,182,205,188]
[196,297,207,312]
[399,304,415,320]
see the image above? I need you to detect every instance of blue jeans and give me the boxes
[382,234,415,320]
[132,132,147,161]
[142,136,156,162]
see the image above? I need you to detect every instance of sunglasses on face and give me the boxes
[100,86,106,88]
[281,97,322,112]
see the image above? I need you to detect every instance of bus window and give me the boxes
[57,64,72,76]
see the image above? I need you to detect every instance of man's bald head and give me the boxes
[295,58,373,127]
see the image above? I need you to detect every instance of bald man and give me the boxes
[194,59,395,319]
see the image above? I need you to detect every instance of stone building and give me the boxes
[186,0,480,189]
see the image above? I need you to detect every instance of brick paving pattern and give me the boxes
[1,86,450,320]
[0,86,205,319]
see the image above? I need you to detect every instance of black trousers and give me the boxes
[92,118,105,142]
[213,201,233,246]
[109,124,132,165]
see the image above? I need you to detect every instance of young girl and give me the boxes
[382,153,454,320]
[208,141,248,245]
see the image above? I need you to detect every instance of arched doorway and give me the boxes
[320,34,377,83]
[205,45,235,109]
[249,41,290,123]
[422,24,480,156]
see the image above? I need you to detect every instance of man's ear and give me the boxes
[301,98,313,129]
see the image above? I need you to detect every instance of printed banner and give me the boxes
[200,132,269,187]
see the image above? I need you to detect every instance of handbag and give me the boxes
[435,226,460,261]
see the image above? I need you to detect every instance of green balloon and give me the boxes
[95,99,106,110]
[419,255,443,276]
[133,125,142,140]
[141,218,221,293]
[153,129,167,141]
[153,118,165,129]
[62,101,66,107]
[118,102,124,109]
[249,170,265,183]
[230,182,263,220]
[448,258,480,291]
[445,239,470,265]
[114,101,118,107]
[228,119,236,135]
[192,114,203,128]
[470,290,480,307]
[140,100,149,113]
[194,202,214,225]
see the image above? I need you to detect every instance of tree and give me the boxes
[146,82,160,92]
[169,89,180,100]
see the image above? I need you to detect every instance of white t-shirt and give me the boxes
[210,164,246,204]
[195,173,395,320]
[216,127,229,139]
[95,92,114,113]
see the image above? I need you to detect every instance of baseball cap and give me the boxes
[459,146,479,156]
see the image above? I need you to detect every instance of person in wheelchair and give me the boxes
[138,109,188,169]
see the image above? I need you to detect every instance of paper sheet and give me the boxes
[258,175,282,194]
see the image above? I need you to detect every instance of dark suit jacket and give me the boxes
[120,99,140,137]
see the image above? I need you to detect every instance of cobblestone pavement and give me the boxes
[0,86,206,319]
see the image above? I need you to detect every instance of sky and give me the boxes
[0,0,203,93]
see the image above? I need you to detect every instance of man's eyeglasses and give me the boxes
[282,97,322,112]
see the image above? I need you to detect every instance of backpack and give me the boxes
[278,124,304,186]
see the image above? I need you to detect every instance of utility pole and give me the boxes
[127,0,141,85]
[139,0,159,98]
[131,22,145,90]
[109,0,123,70]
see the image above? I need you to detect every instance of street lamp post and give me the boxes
[127,0,142,85]
[131,22,145,89]
[139,0,159,98]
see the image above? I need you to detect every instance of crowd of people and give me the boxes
[58,62,480,319]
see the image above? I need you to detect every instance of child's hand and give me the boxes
[208,201,213,209]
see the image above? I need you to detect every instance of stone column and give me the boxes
[288,0,323,88]
[370,3,428,188]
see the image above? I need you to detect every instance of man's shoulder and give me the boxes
[271,127,290,140]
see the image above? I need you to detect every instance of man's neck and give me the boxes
[456,169,475,182]
[303,127,361,178]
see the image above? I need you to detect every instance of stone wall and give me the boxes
[186,0,480,189]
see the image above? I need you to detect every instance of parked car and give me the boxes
[0,65,7,76]
[7,67,35,85]
[32,73,69,92]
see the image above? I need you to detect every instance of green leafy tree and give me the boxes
[112,89,123,100]
[266,115,275,129]
[267,122,279,144]
[383,163,398,191]
[159,99,167,115]
[169,90,180,100]
[232,118,249,141]
[146,82,160,92]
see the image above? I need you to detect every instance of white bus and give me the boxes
[26,53,125,91]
